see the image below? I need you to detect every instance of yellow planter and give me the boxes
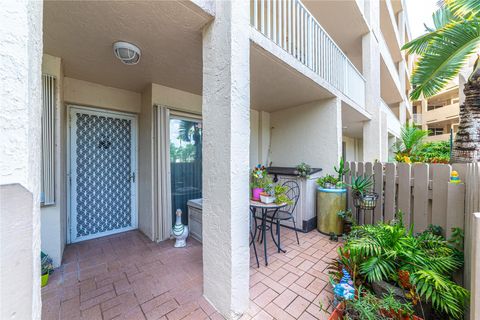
[317,188,346,235]
[41,273,49,287]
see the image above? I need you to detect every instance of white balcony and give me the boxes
[251,0,366,108]
[381,99,401,137]
[413,113,422,125]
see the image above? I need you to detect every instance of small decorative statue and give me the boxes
[450,170,462,184]
[172,209,189,248]
[333,268,355,307]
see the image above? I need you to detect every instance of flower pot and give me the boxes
[328,303,344,320]
[343,221,352,235]
[260,193,275,204]
[317,188,346,236]
[252,188,264,201]
[41,273,49,287]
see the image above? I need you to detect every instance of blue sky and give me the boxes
[406,0,439,38]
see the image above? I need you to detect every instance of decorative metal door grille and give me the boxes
[73,111,132,238]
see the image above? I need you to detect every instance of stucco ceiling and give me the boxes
[250,44,334,112]
[43,1,211,94]
[342,101,369,138]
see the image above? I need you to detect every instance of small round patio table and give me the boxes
[250,200,287,266]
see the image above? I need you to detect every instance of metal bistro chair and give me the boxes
[266,180,301,252]
[250,213,260,268]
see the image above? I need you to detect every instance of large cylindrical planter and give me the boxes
[317,188,346,235]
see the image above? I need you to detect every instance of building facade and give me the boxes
[0,1,412,319]
[412,82,460,142]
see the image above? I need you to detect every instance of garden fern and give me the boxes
[337,218,469,319]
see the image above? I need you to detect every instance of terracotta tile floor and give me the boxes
[42,228,340,320]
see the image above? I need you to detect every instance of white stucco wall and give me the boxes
[202,0,250,317]
[151,83,202,113]
[40,54,66,267]
[0,1,43,319]
[64,77,141,113]
[270,98,342,175]
[343,136,363,162]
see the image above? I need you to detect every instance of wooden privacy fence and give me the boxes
[344,162,469,236]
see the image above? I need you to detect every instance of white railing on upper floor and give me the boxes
[381,99,401,137]
[251,0,366,108]
[413,113,422,125]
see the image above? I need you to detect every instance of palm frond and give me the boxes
[410,18,480,100]
[446,0,480,18]
[411,270,469,319]
[402,29,441,54]
[360,256,396,283]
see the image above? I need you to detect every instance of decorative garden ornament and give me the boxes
[172,209,188,248]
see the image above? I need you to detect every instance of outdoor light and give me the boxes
[113,41,141,65]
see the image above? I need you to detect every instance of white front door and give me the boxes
[69,106,137,243]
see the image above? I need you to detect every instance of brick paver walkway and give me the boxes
[42,228,340,319]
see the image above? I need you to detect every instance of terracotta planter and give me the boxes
[328,303,344,320]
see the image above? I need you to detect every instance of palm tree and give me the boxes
[394,124,429,161]
[178,120,202,162]
[402,0,480,162]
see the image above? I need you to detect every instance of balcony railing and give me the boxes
[424,103,460,124]
[413,113,422,125]
[381,99,401,137]
[251,0,366,108]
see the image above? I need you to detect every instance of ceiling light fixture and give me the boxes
[113,41,141,65]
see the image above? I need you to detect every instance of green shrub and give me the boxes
[415,141,450,163]
[331,217,469,319]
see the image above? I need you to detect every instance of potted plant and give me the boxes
[273,184,293,205]
[250,165,271,201]
[41,251,54,287]
[334,157,350,182]
[317,174,342,189]
[350,175,377,210]
[316,158,350,236]
[337,209,354,235]
[295,162,312,178]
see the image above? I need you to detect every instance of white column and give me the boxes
[362,33,382,160]
[0,1,43,320]
[362,0,383,161]
[202,1,250,318]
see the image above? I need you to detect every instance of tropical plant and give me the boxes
[394,125,429,162]
[273,184,293,205]
[402,0,480,162]
[349,175,374,196]
[339,219,469,319]
[317,174,342,188]
[41,252,54,276]
[295,162,312,178]
[338,209,355,224]
[415,141,451,163]
[448,227,465,250]
[335,157,350,182]
[340,289,415,320]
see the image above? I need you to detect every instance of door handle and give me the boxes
[131,172,136,183]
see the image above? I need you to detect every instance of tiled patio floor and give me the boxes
[42,228,340,320]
